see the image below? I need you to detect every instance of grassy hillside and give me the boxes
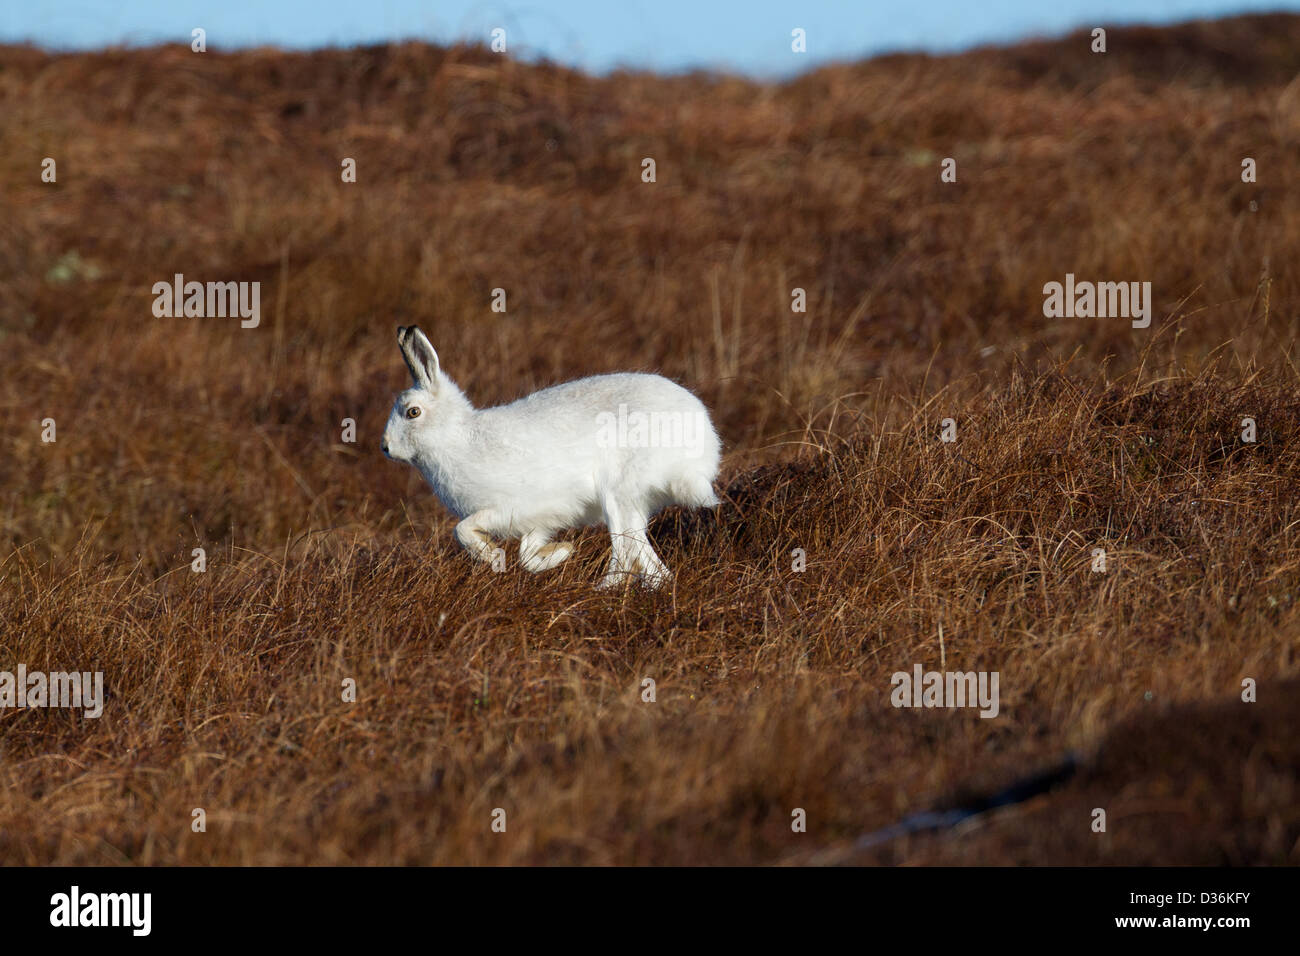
[0,14,1297,864]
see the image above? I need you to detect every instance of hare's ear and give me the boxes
[397,325,441,391]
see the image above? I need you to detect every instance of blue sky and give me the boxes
[6,1,1299,76]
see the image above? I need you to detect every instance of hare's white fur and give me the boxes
[382,326,720,588]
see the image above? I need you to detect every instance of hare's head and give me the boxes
[381,325,469,463]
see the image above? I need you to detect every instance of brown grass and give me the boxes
[0,14,1298,865]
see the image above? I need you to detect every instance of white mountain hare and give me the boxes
[382,326,721,589]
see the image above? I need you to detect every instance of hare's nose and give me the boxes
[381,441,390,456]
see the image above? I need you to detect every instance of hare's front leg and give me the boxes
[454,511,502,565]
[519,528,574,573]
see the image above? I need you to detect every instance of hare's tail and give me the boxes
[672,474,720,509]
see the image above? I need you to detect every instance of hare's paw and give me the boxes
[520,537,574,573]
[628,534,672,589]
[598,567,669,590]
[597,570,634,591]
[639,566,672,590]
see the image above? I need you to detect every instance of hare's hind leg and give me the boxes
[629,529,671,588]
[598,494,669,590]
[597,494,637,589]
[520,528,574,573]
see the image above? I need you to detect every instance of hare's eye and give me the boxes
[406,406,421,419]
